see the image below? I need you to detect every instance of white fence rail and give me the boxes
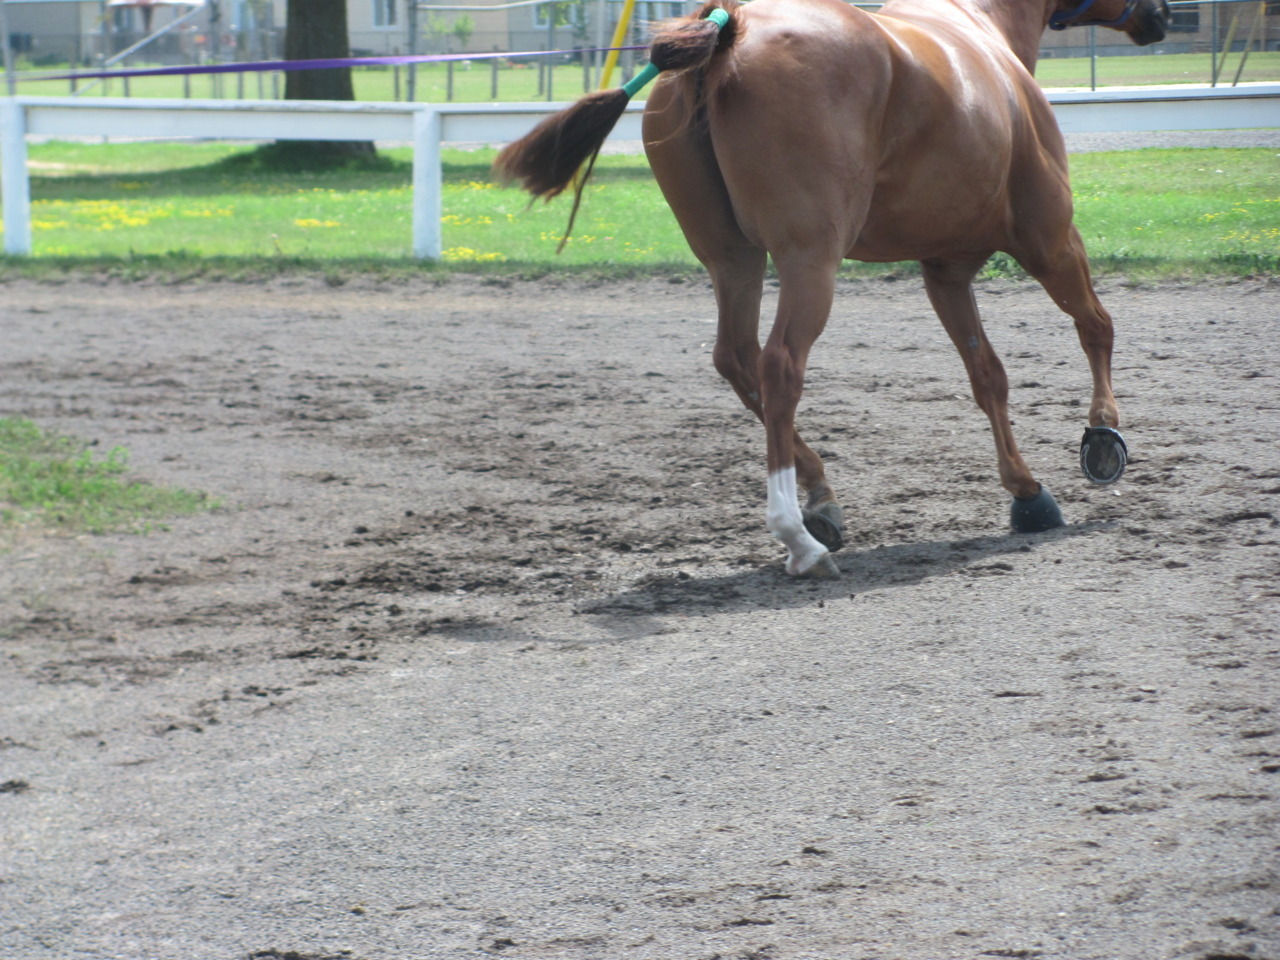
[2,85,1278,259]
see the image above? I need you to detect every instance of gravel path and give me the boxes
[2,275,1277,960]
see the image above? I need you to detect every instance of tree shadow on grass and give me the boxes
[29,156,412,203]
[28,149,654,203]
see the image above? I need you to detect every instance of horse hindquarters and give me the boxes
[649,0,906,575]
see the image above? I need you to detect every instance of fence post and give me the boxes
[1089,25,1096,90]
[1,98,32,255]
[1214,14,1240,86]
[491,46,499,99]
[408,1,418,102]
[1232,1,1265,86]
[412,107,442,260]
[0,2,15,97]
[1210,1,1219,86]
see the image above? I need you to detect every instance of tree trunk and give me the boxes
[276,0,376,166]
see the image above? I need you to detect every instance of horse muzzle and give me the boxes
[1129,0,1170,45]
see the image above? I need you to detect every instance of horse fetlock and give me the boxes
[769,515,834,576]
[1089,401,1120,429]
[802,483,837,510]
[998,465,1041,501]
[767,466,837,575]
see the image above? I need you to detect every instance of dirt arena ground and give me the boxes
[1,274,1277,960]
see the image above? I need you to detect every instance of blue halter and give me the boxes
[1048,0,1138,30]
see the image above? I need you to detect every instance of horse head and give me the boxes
[1048,0,1170,45]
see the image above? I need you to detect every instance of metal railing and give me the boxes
[3,86,1278,258]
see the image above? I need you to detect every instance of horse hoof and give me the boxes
[802,503,845,553]
[1010,485,1065,533]
[1080,426,1128,485]
[796,552,841,579]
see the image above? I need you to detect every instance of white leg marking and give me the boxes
[767,467,830,576]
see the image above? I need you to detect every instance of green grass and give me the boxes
[12,141,710,266]
[1034,49,1280,87]
[4,141,1276,280]
[0,417,216,540]
[1068,148,1280,275]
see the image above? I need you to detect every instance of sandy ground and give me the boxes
[0,274,1277,960]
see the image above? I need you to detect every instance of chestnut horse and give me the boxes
[496,0,1167,576]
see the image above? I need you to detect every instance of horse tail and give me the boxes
[650,2,741,76]
[493,3,740,204]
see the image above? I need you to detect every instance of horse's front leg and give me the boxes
[922,258,1065,533]
[759,259,843,576]
[1026,226,1128,485]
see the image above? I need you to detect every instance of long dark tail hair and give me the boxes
[493,2,740,245]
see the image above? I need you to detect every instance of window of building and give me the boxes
[534,2,587,29]
[374,0,398,28]
[1168,5,1200,31]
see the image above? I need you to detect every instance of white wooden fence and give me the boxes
[2,85,1278,259]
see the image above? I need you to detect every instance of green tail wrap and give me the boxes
[622,62,661,98]
[620,7,732,99]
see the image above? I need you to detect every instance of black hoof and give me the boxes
[1080,426,1127,485]
[803,502,845,553]
[1011,485,1065,533]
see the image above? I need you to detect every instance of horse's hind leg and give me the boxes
[757,255,845,575]
[645,87,843,572]
[1023,226,1127,484]
[708,267,844,555]
[922,258,1065,532]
